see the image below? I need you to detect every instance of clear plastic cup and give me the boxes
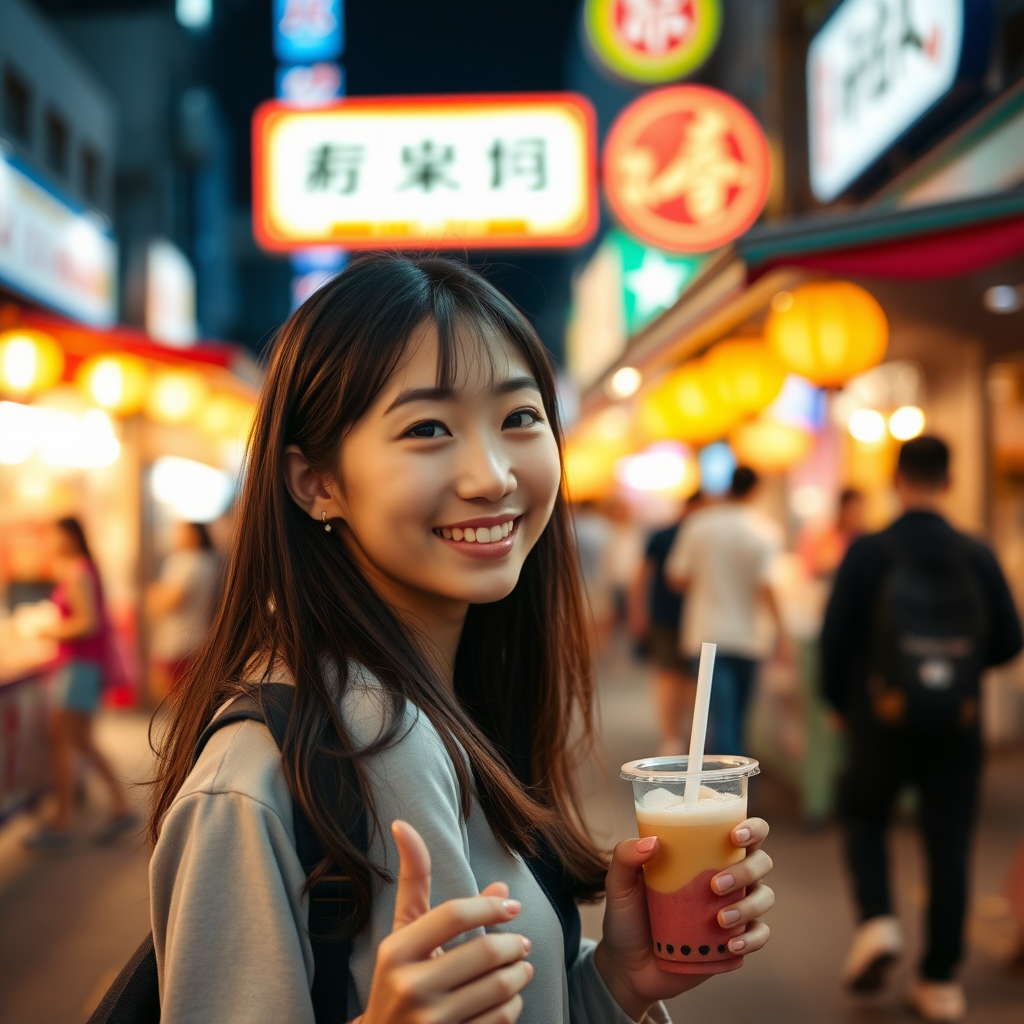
[621,754,760,975]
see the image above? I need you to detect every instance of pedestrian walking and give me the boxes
[666,466,785,755]
[146,520,220,702]
[822,436,1023,1021]
[629,490,706,755]
[136,255,775,1024]
[24,517,135,849]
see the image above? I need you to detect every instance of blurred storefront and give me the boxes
[0,1,257,825]
[566,2,1024,815]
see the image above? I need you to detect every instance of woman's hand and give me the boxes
[594,818,774,1022]
[356,821,533,1024]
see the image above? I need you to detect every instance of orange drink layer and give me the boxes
[636,793,747,893]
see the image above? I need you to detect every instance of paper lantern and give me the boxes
[147,367,208,424]
[0,329,65,397]
[76,353,149,415]
[199,391,256,440]
[730,417,813,473]
[766,282,888,388]
[564,438,619,501]
[704,339,787,419]
[638,362,738,445]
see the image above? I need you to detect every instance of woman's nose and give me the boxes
[454,434,516,502]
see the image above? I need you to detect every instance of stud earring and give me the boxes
[321,510,332,532]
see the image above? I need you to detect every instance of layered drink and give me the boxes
[622,755,759,975]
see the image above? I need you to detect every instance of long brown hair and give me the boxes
[149,253,607,933]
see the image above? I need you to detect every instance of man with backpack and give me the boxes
[821,436,1023,1022]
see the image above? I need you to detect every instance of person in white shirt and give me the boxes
[666,466,784,754]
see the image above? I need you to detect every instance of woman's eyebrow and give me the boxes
[385,376,539,413]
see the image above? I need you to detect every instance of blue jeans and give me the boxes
[689,654,757,755]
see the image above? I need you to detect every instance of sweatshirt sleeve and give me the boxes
[567,940,672,1024]
[150,786,314,1024]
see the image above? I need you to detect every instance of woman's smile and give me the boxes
[433,515,522,557]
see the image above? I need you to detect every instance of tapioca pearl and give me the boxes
[656,942,662,952]
[681,945,690,955]
[665,944,674,954]
[699,945,710,955]
[718,944,726,953]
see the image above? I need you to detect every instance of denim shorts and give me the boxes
[50,660,104,713]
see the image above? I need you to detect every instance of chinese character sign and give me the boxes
[807,0,973,202]
[253,94,598,250]
[584,0,721,84]
[274,0,343,63]
[602,85,770,253]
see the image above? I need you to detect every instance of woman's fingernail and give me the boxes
[734,827,751,843]
[503,900,522,915]
[521,936,532,951]
[719,909,741,926]
[714,873,735,894]
[728,937,746,953]
[636,836,657,853]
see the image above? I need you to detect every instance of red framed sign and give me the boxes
[253,93,598,251]
[603,85,771,253]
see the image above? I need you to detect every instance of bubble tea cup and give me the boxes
[621,755,760,975]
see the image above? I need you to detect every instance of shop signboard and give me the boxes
[603,85,771,253]
[807,0,994,203]
[252,94,598,251]
[146,239,198,348]
[0,148,117,327]
[273,0,343,63]
[583,0,722,84]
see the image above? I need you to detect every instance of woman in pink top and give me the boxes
[24,518,135,849]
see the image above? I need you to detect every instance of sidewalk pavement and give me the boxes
[0,656,1022,1023]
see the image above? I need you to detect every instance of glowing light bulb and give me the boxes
[848,408,886,443]
[607,366,642,399]
[888,405,925,441]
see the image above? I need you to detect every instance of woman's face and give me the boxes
[333,322,561,610]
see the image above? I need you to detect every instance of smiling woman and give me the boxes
[142,253,774,1024]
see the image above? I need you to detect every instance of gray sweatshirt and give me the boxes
[150,674,671,1023]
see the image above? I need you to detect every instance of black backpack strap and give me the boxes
[86,933,161,1024]
[194,684,363,1024]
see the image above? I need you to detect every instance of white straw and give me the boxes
[684,642,717,805]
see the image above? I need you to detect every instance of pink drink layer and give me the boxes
[636,787,747,975]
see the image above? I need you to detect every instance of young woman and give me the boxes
[26,517,135,848]
[149,254,774,1024]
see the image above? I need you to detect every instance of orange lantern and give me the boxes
[638,361,738,445]
[766,282,888,388]
[0,328,65,398]
[730,417,813,473]
[76,353,149,415]
[146,367,208,424]
[564,438,619,501]
[704,338,786,419]
[199,391,256,441]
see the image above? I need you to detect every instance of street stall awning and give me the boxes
[581,191,1024,416]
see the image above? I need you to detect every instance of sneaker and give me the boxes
[906,980,966,1021]
[94,810,140,845]
[23,826,73,850]
[841,915,904,992]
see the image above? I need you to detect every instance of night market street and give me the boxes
[1,650,1022,1024]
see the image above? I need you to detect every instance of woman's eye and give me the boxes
[406,420,450,439]
[504,409,541,430]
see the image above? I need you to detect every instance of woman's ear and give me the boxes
[282,445,345,522]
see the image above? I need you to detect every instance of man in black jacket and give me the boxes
[821,436,1022,1022]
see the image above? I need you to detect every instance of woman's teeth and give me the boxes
[437,521,513,543]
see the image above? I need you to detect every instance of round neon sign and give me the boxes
[603,85,771,253]
[584,0,722,84]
